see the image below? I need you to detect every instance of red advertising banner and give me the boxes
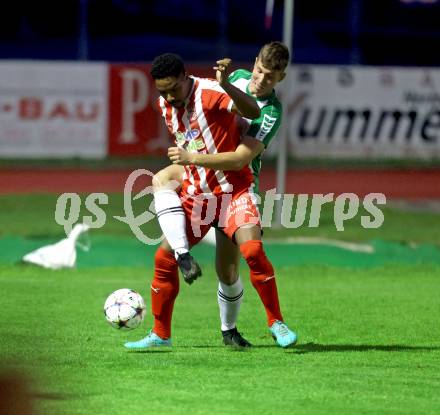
[108,64,165,156]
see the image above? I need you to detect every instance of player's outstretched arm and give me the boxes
[215,58,260,120]
[168,136,264,171]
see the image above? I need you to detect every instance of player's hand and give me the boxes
[213,58,232,86]
[168,146,193,165]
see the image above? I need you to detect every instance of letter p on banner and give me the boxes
[108,64,159,156]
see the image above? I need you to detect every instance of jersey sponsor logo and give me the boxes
[185,129,200,140]
[187,138,206,152]
[175,128,201,145]
[226,195,257,218]
[175,128,205,152]
[175,131,186,145]
[256,114,277,139]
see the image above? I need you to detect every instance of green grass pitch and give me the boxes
[0,193,440,414]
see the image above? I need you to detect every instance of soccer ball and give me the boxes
[104,288,146,330]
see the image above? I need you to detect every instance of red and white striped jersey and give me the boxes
[157,76,254,196]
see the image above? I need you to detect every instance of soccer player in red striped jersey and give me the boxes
[125,46,297,350]
[156,42,298,348]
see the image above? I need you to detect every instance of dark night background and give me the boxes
[0,0,439,65]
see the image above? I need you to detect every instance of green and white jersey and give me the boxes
[228,69,282,193]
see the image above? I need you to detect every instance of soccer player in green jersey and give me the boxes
[152,41,296,348]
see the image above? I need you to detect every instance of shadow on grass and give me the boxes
[180,344,278,350]
[120,343,440,353]
[291,342,440,354]
[32,392,75,400]
[125,349,172,353]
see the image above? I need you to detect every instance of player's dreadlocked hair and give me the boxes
[150,53,185,80]
[258,42,290,72]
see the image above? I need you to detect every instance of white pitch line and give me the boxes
[264,237,375,254]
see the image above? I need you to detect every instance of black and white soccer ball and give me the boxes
[104,288,146,330]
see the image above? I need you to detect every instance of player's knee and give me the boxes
[153,166,182,191]
[152,173,161,189]
[152,170,169,190]
[240,240,274,278]
[216,265,239,285]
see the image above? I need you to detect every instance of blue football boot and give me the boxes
[269,321,297,348]
[124,331,171,350]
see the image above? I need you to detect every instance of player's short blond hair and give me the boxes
[258,42,290,72]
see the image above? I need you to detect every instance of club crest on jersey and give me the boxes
[186,107,198,121]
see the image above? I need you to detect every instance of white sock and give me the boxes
[217,277,243,331]
[154,189,189,256]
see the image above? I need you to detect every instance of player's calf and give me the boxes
[239,239,284,326]
[153,166,203,284]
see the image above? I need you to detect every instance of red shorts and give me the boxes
[180,187,261,246]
